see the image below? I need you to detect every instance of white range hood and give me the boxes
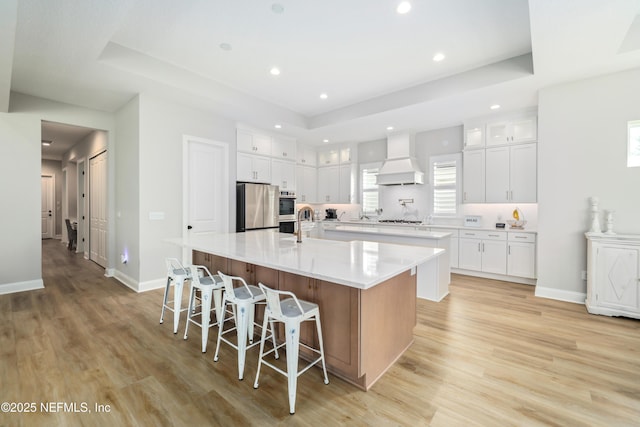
[376,133,424,185]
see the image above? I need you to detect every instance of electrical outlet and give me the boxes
[581,270,587,280]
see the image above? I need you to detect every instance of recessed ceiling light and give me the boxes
[41,140,52,146]
[490,104,501,110]
[219,43,232,51]
[323,139,329,143]
[397,1,411,14]
[271,3,284,14]
[433,52,445,62]
[320,93,328,100]
[274,124,282,129]
[270,67,281,76]
[386,126,394,131]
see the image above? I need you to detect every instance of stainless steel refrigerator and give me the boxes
[236,182,279,232]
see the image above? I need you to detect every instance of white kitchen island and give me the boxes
[167,229,444,390]
[321,224,451,301]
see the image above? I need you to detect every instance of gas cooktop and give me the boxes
[378,219,422,224]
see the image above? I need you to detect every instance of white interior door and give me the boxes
[90,151,107,267]
[41,175,54,239]
[77,160,86,254]
[184,136,229,237]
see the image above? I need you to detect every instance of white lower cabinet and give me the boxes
[586,234,640,319]
[458,230,507,275]
[507,232,536,278]
[237,153,271,183]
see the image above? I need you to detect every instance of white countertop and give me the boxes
[334,220,537,233]
[167,229,444,290]
[327,225,451,240]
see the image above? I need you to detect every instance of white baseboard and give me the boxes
[534,285,585,304]
[0,279,45,295]
[138,278,166,292]
[452,268,536,286]
[112,270,165,293]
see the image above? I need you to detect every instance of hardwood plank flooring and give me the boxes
[1,239,638,426]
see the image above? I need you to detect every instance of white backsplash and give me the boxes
[297,191,538,229]
[298,202,362,221]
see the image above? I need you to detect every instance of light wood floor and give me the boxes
[1,239,639,426]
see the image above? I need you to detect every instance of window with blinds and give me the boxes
[430,154,460,216]
[361,164,380,214]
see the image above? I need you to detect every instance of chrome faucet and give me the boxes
[296,206,315,243]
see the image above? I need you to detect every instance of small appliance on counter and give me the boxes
[325,209,338,220]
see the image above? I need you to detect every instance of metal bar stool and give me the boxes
[160,258,192,334]
[183,265,227,352]
[253,283,329,414]
[213,271,278,380]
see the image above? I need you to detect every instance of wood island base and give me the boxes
[193,250,417,391]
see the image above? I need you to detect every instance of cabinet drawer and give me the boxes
[508,232,536,243]
[460,230,506,240]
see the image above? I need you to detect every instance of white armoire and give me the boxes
[585,233,640,319]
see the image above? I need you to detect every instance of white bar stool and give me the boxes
[253,283,329,415]
[213,271,278,380]
[160,258,192,334]
[183,265,226,353]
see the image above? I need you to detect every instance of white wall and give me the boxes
[356,126,464,221]
[536,67,640,301]
[114,96,141,285]
[136,94,236,285]
[0,112,42,292]
[0,92,116,293]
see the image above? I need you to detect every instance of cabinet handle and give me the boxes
[302,159,305,163]
[506,190,509,200]
[478,243,481,252]
[464,192,467,201]
[482,243,485,252]
[515,236,527,239]
[508,245,511,255]
[488,234,500,237]
[510,190,513,200]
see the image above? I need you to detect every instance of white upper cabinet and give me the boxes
[296,165,317,203]
[296,145,317,166]
[317,166,340,202]
[509,143,537,202]
[340,147,352,163]
[237,129,272,156]
[271,137,297,161]
[485,143,537,203]
[237,152,271,183]
[271,158,296,191]
[486,115,537,146]
[317,148,340,166]
[462,150,485,203]
[463,122,485,150]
